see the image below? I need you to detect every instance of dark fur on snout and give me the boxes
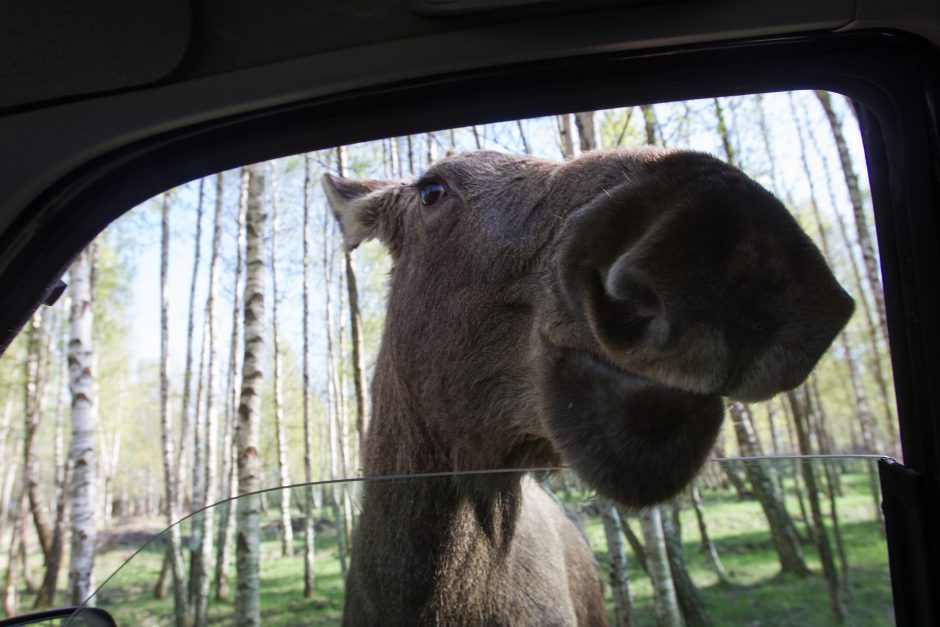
[539,345,724,507]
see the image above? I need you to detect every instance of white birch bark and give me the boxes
[176,179,206,512]
[67,246,97,605]
[235,164,266,626]
[216,167,248,601]
[640,506,684,627]
[301,154,317,598]
[557,114,575,158]
[160,191,189,625]
[270,165,294,558]
[323,160,348,581]
[599,497,635,626]
[192,172,224,625]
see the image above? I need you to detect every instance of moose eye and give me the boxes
[419,182,446,206]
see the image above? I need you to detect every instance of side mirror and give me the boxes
[0,606,116,626]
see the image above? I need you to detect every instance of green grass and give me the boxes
[13,467,893,626]
[580,469,893,626]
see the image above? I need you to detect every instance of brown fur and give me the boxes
[324,148,853,625]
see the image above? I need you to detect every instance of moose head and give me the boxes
[324,148,853,507]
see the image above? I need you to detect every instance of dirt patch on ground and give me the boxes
[97,523,167,551]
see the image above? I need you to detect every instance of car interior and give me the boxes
[1,1,938,625]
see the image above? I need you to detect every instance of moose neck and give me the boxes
[361,268,556,478]
[348,280,552,619]
[351,449,527,622]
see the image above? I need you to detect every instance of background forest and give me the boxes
[0,90,895,625]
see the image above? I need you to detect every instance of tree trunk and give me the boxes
[235,163,266,627]
[98,428,119,531]
[23,311,53,562]
[791,94,883,454]
[662,512,712,627]
[753,94,782,196]
[301,154,317,598]
[216,167,248,602]
[389,137,402,178]
[323,172,349,582]
[830,198,899,457]
[190,314,208,528]
[823,459,851,596]
[426,133,437,166]
[619,510,648,575]
[729,403,811,576]
[406,134,415,175]
[815,119,898,456]
[574,112,597,153]
[516,120,531,155]
[176,179,206,515]
[641,105,658,145]
[34,451,72,608]
[787,387,847,623]
[270,166,294,559]
[19,535,35,594]
[712,98,736,164]
[0,399,14,536]
[156,191,189,623]
[471,126,483,150]
[557,114,576,158]
[815,90,886,337]
[599,497,635,627]
[640,506,684,627]
[4,492,26,616]
[191,173,224,625]
[689,484,731,586]
[67,245,98,606]
[336,147,368,471]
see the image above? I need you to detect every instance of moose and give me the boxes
[324,147,854,625]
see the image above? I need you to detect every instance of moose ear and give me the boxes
[322,173,396,251]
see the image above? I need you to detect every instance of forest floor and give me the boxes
[12,468,892,626]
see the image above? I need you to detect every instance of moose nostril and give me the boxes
[604,258,661,319]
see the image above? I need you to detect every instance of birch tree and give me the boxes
[301,153,317,598]
[270,166,294,558]
[662,513,712,627]
[641,507,684,627]
[216,167,249,601]
[323,161,349,581]
[23,312,52,563]
[335,147,368,468]
[689,484,730,587]
[557,114,575,158]
[235,164,266,626]
[599,497,635,627]
[787,386,847,623]
[177,180,206,511]
[191,173,224,625]
[4,491,26,616]
[815,91,886,336]
[729,403,810,576]
[35,332,75,607]
[67,245,97,605]
[159,191,188,625]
